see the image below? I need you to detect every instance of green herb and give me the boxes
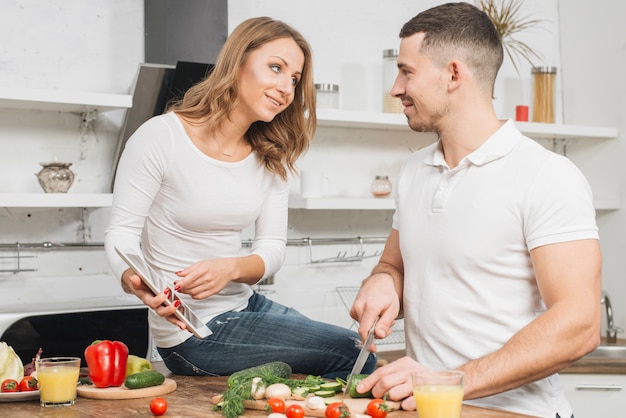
[215,372,327,418]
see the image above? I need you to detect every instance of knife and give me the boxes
[344,317,379,394]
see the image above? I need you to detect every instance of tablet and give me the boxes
[114,246,212,339]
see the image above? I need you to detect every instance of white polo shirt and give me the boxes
[394,120,598,417]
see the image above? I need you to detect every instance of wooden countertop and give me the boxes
[561,337,626,374]
[561,357,626,374]
[2,363,537,418]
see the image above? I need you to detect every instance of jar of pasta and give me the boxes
[531,66,557,123]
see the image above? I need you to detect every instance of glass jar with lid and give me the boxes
[371,175,392,197]
[315,83,339,109]
[382,49,403,113]
[531,66,557,123]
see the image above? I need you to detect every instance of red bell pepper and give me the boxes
[84,340,129,388]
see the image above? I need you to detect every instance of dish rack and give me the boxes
[336,286,405,346]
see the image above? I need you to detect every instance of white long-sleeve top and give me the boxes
[105,112,288,347]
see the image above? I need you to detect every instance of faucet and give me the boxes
[601,292,622,344]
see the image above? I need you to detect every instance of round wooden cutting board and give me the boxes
[77,378,177,400]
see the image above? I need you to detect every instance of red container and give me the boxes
[515,105,529,122]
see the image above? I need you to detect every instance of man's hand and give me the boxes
[350,272,401,341]
[357,356,429,410]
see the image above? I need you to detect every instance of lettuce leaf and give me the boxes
[0,342,24,382]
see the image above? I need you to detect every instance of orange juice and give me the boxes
[36,357,81,406]
[414,384,463,418]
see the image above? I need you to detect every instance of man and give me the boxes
[350,3,601,417]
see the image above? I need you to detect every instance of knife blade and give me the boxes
[344,317,379,394]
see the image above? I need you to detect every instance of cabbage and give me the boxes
[0,342,24,382]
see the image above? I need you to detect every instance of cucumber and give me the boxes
[227,361,292,387]
[124,370,165,389]
[319,381,342,392]
[292,387,309,397]
[346,374,372,398]
[313,389,337,398]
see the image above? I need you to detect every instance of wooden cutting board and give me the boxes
[211,394,402,417]
[77,378,177,400]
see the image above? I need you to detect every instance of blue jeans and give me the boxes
[157,292,377,380]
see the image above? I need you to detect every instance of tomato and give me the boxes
[149,397,168,416]
[285,403,305,418]
[19,376,39,392]
[325,401,350,418]
[266,397,286,413]
[1,379,19,393]
[366,398,389,418]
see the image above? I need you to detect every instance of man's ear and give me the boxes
[447,60,463,91]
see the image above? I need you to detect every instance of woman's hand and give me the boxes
[173,258,237,299]
[122,268,188,331]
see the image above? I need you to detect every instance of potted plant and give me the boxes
[476,0,545,75]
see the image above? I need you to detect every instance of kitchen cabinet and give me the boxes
[560,373,626,418]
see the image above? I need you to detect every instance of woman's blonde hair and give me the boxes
[168,17,316,180]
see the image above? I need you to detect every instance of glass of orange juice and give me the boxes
[35,357,81,407]
[412,370,464,418]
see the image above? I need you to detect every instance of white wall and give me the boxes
[557,0,626,333]
[229,0,561,120]
[0,1,144,314]
[229,0,626,334]
[0,0,623,340]
[0,0,143,194]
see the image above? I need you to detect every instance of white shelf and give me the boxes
[1,194,617,211]
[0,193,113,208]
[317,109,410,130]
[317,109,619,140]
[594,198,621,211]
[289,195,619,211]
[0,87,132,113]
[289,196,394,210]
[516,121,618,140]
[313,110,620,210]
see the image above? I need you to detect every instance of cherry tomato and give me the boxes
[19,376,39,392]
[325,401,350,418]
[1,379,19,393]
[266,397,286,413]
[150,397,168,416]
[285,403,305,418]
[366,398,389,418]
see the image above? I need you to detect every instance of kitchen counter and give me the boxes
[561,356,626,374]
[561,337,626,374]
[380,337,626,375]
[2,363,537,418]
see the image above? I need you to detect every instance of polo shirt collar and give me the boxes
[428,119,521,168]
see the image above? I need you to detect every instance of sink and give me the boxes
[584,345,626,359]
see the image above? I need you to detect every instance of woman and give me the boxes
[105,17,376,379]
